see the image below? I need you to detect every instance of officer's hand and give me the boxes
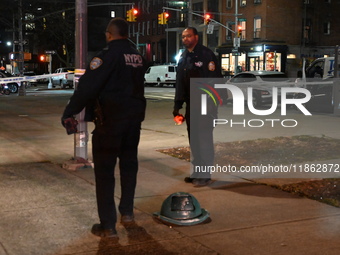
[173,108,180,117]
[61,117,78,135]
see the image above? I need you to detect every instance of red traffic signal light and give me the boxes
[204,13,211,25]
[131,8,138,22]
[126,8,138,22]
[39,54,46,62]
[158,12,169,25]
[237,25,242,37]
[39,54,50,62]
[132,8,138,15]
[163,12,169,24]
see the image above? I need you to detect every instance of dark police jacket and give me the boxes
[174,43,223,111]
[62,39,147,124]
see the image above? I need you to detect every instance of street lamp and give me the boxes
[6,41,12,47]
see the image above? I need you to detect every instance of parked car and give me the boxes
[51,67,75,88]
[226,71,291,107]
[24,71,38,86]
[295,57,339,113]
[0,70,20,93]
[144,65,177,87]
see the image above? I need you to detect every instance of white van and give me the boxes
[144,65,177,87]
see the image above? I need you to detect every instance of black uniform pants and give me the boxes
[92,119,141,229]
[185,106,215,179]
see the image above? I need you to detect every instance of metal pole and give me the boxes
[74,0,88,160]
[136,32,139,52]
[12,14,16,74]
[18,0,26,96]
[234,0,239,75]
[188,0,193,27]
[333,45,340,115]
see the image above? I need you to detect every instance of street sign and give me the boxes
[238,18,247,22]
[13,40,28,45]
[233,38,240,47]
[207,24,214,34]
[232,52,241,56]
[168,1,187,7]
[45,50,56,54]
[231,48,240,56]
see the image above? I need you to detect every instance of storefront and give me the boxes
[217,42,288,76]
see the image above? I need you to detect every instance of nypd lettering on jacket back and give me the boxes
[124,54,143,67]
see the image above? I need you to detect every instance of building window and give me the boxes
[226,21,233,40]
[325,0,331,3]
[254,17,261,38]
[152,20,156,35]
[241,0,246,6]
[226,0,232,9]
[193,2,203,21]
[240,21,246,40]
[254,0,261,3]
[138,22,141,34]
[323,22,330,34]
[142,22,145,36]
[147,21,150,35]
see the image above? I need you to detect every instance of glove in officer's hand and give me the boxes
[173,108,180,117]
[62,117,78,135]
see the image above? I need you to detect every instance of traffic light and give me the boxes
[158,12,169,25]
[204,13,211,25]
[126,9,132,22]
[131,8,138,22]
[237,25,242,37]
[163,12,169,24]
[126,8,138,22]
[39,54,47,62]
[158,13,164,24]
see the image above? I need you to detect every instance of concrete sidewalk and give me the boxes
[0,94,340,255]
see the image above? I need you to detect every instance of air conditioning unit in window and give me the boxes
[254,0,261,3]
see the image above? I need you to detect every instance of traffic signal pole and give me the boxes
[234,0,239,75]
[18,0,26,96]
[74,0,89,162]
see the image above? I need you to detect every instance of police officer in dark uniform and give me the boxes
[173,27,223,187]
[61,18,146,238]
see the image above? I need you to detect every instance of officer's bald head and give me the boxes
[106,18,129,41]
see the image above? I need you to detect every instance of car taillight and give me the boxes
[165,74,168,78]
[65,74,68,79]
